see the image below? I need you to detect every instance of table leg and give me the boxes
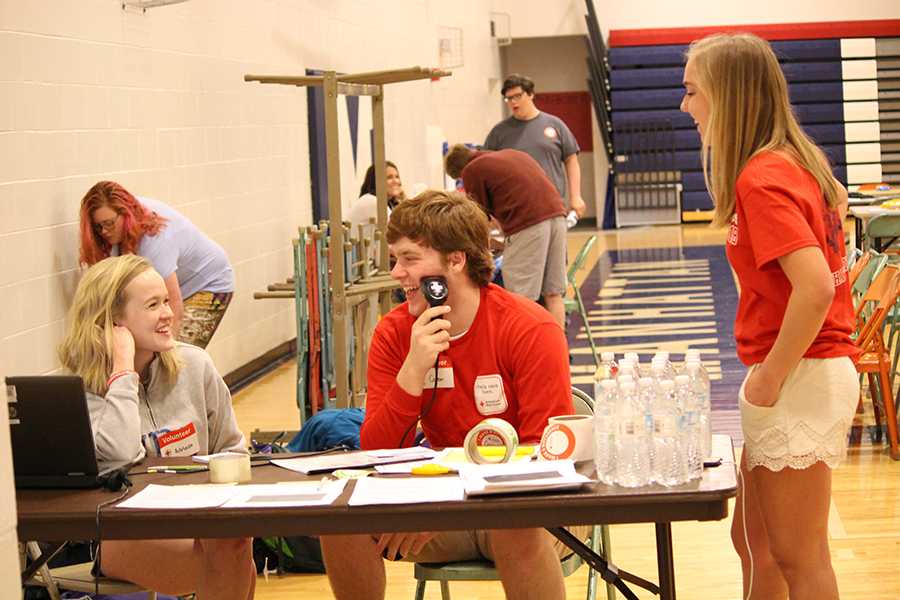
[546,527,659,600]
[856,216,863,250]
[655,523,676,600]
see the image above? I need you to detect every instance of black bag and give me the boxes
[253,536,325,574]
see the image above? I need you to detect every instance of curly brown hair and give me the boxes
[387,190,494,287]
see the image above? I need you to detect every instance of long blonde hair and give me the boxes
[686,33,843,227]
[58,255,180,394]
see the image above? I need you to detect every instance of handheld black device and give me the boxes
[420,275,449,308]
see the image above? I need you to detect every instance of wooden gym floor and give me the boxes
[232,224,900,600]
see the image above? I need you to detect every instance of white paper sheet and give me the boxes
[348,476,465,506]
[117,484,236,509]
[222,480,347,508]
[117,481,347,509]
[458,460,593,497]
[272,447,437,475]
[365,447,438,459]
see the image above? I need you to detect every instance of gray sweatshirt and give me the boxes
[87,343,246,462]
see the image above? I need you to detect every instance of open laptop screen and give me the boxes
[6,375,110,488]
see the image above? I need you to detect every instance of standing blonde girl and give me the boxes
[682,34,857,600]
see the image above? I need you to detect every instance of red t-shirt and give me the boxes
[725,151,856,365]
[461,149,566,235]
[360,284,573,450]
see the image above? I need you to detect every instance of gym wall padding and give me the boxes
[607,20,900,221]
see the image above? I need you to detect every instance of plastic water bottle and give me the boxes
[594,351,619,381]
[653,379,689,486]
[616,362,636,386]
[614,380,651,487]
[682,349,701,374]
[638,377,658,482]
[593,379,617,485]
[625,352,645,378]
[686,359,712,459]
[675,374,702,480]
[651,354,677,381]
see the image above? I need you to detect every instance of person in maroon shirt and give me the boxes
[445,144,567,328]
[683,34,856,600]
[319,190,580,600]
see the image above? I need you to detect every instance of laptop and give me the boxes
[6,375,134,488]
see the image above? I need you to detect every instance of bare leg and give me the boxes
[490,528,565,600]
[195,538,256,600]
[543,293,565,329]
[100,537,254,599]
[731,455,789,599]
[321,534,385,600]
[753,461,839,600]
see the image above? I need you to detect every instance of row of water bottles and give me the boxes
[593,349,712,488]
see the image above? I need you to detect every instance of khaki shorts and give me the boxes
[739,356,858,472]
[388,525,591,564]
[502,216,567,301]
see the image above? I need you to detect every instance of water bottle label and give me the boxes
[619,420,639,436]
[655,416,676,436]
[594,416,611,433]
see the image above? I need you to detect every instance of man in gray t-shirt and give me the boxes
[484,74,585,218]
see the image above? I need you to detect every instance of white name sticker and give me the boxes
[474,374,508,415]
[424,357,454,389]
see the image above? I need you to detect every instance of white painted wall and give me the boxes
[491,0,588,39]
[0,0,502,591]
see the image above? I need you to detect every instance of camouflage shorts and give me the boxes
[179,291,233,349]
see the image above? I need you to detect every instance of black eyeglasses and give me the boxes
[503,92,525,103]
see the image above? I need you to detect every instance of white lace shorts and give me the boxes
[739,356,859,472]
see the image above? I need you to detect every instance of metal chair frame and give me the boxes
[412,387,615,600]
[566,235,601,369]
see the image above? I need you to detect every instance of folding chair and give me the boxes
[412,387,615,600]
[566,235,601,369]
[22,541,159,600]
[865,213,900,254]
[850,250,888,310]
[852,264,900,460]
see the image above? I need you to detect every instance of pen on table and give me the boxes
[147,465,207,474]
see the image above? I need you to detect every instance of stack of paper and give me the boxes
[348,476,465,506]
[458,460,592,497]
[116,481,347,509]
[272,447,437,475]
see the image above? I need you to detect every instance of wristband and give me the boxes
[106,369,136,388]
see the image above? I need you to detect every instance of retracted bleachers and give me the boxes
[607,21,900,223]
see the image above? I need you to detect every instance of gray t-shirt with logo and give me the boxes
[483,112,579,200]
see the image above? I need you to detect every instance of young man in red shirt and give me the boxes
[319,190,576,600]
[444,143,568,328]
